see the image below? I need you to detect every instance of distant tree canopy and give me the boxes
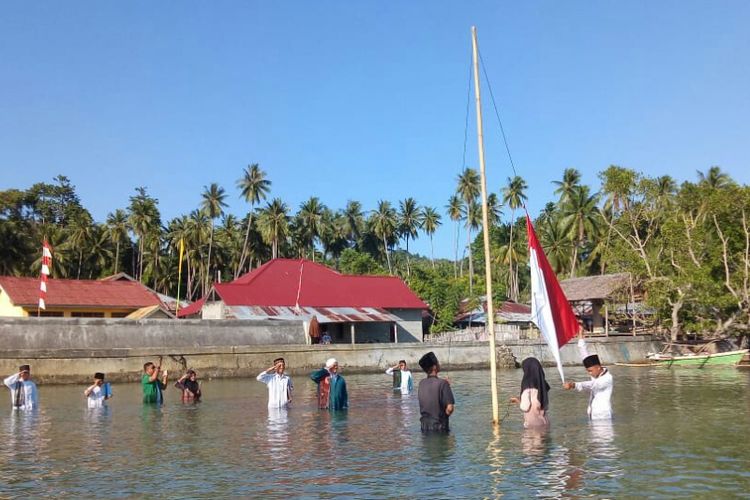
[2,165,750,339]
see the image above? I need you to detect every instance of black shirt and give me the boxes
[418,375,455,432]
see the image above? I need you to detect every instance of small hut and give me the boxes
[560,273,645,335]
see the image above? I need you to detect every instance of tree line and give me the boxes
[1,165,749,339]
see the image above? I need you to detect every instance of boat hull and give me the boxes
[649,349,749,367]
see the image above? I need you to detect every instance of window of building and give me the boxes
[110,312,130,318]
[71,312,105,318]
[37,311,64,317]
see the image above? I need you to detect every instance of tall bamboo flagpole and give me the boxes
[472,26,500,426]
[175,238,185,315]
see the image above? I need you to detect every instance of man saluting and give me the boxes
[417,352,455,433]
[4,365,38,411]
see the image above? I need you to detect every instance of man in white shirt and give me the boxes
[257,357,293,408]
[385,360,413,394]
[4,364,39,411]
[563,340,613,420]
[84,372,112,409]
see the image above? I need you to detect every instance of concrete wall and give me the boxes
[504,335,661,367]
[390,308,423,343]
[0,317,306,350]
[0,315,659,384]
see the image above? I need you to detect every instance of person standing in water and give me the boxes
[84,372,112,408]
[385,360,413,394]
[510,358,550,428]
[174,369,202,403]
[417,352,455,433]
[4,365,38,411]
[310,358,348,410]
[142,361,168,404]
[257,357,293,408]
[563,339,613,420]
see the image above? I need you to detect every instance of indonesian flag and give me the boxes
[39,241,52,310]
[527,215,580,381]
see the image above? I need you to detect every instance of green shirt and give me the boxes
[142,374,165,404]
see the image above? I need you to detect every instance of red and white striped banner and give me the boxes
[39,241,52,310]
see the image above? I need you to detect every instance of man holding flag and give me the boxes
[563,339,614,420]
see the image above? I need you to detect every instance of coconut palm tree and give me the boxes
[236,164,271,275]
[552,168,581,204]
[342,200,364,247]
[257,198,290,259]
[456,168,481,292]
[200,183,228,290]
[128,187,160,281]
[561,185,600,277]
[461,200,483,294]
[486,193,503,226]
[446,194,463,277]
[398,197,421,276]
[370,200,398,274]
[420,206,442,267]
[538,216,572,275]
[67,217,93,279]
[105,209,129,274]
[298,196,326,261]
[502,175,527,301]
[697,166,731,189]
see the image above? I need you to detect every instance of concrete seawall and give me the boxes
[0,317,660,383]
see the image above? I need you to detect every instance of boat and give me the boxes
[646,348,749,366]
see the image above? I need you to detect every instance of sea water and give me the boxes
[1,366,749,498]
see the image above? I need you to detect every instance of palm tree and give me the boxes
[237,164,271,275]
[461,200,483,293]
[697,166,731,189]
[200,183,228,290]
[446,194,463,277]
[67,217,92,279]
[370,200,398,274]
[486,193,503,226]
[398,197,421,276]
[128,187,160,281]
[257,198,290,259]
[561,185,600,277]
[539,216,572,275]
[456,168,481,292]
[105,209,129,274]
[342,200,364,247]
[502,175,528,301]
[298,197,326,261]
[420,206,442,267]
[552,168,581,204]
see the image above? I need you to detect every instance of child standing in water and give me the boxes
[510,357,550,428]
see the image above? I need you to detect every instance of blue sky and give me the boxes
[2,1,749,259]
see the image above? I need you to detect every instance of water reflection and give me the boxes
[0,368,748,498]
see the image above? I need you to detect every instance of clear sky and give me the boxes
[2,1,749,259]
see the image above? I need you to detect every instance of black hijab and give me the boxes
[520,357,550,410]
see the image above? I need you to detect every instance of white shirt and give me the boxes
[86,384,112,409]
[3,374,38,411]
[575,368,613,420]
[257,371,293,408]
[385,367,413,394]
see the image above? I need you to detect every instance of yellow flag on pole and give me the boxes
[176,238,185,315]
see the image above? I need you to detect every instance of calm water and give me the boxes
[1,366,749,498]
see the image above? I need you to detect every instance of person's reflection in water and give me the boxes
[520,426,550,458]
[84,405,112,455]
[266,407,290,458]
[420,432,456,465]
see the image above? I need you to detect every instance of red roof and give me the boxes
[178,259,427,317]
[0,276,163,309]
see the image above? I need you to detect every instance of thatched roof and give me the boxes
[560,273,631,302]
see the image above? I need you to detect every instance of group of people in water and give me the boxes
[4,339,612,432]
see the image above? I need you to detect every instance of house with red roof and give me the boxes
[0,276,169,318]
[178,258,429,343]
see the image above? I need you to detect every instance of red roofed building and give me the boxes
[178,259,428,343]
[0,276,166,318]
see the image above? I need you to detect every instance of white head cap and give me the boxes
[325,358,338,369]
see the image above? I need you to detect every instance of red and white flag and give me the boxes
[526,215,580,381]
[39,241,52,310]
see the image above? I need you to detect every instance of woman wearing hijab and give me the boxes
[174,369,202,403]
[510,357,550,428]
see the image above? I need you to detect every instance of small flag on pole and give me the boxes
[527,215,580,382]
[176,238,185,315]
[39,241,52,311]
